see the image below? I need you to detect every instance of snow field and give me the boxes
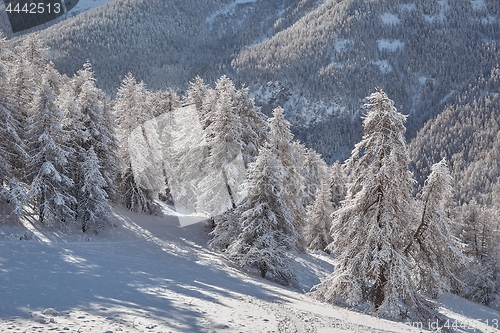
[0,204,499,332]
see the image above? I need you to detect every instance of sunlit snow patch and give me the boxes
[378,39,404,52]
[380,13,400,25]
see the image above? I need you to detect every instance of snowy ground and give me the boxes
[1,205,499,333]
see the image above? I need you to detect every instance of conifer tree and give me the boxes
[57,62,119,229]
[305,179,334,252]
[114,73,158,213]
[301,147,328,207]
[314,90,433,321]
[227,143,298,286]
[233,86,267,166]
[329,161,346,209]
[404,158,466,298]
[210,76,242,197]
[458,200,500,309]
[0,53,27,215]
[78,148,115,233]
[69,62,119,198]
[267,107,306,249]
[186,75,208,114]
[208,206,243,251]
[27,64,76,227]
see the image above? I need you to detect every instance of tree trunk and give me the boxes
[373,266,387,310]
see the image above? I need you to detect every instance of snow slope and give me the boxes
[1,205,499,332]
[68,0,113,15]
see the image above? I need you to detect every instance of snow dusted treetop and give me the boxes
[187,75,208,113]
[233,85,267,167]
[315,89,433,321]
[301,147,328,207]
[305,178,334,252]
[115,73,147,144]
[405,158,467,298]
[267,106,307,249]
[207,75,243,164]
[268,106,293,147]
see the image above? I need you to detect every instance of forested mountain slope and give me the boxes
[14,0,312,94]
[410,66,500,205]
[4,0,500,162]
[236,0,500,160]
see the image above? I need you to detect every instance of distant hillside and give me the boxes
[7,0,500,162]
[16,0,309,92]
[410,65,500,204]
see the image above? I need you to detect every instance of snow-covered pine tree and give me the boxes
[305,179,334,252]
[27,64,76,227]
[267,107,307,250]
[78,147,115,233]
[0,53,27,215]
[227,143,298,286]
[57,62,119,229]
[186,75,208,114]
[198,75,244,212]
[458,199,500,309]
[146,87,179,204]
[208,205,243,251]
[404,158,466,298]
[149,88,180,118]
[77,63,119,197]
[233,85,267,167]
[301,147,329,207]
[7,35,49,179]
[329,161,346,210]
[313,89,433,321]
[114,73,158,213]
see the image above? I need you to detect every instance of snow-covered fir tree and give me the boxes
[233,86,267,167]
[56,62,119,229]
[404,158,467,298]
[329,161,346,210]
[227,143,298,286]
[149,88,180,118]
[114,73,158,213]
[198,75,244,212]
[305,179,334,252]
[7,35,50,178]
[27,64,76,227]
[267,107,306,249]
[208,205,243,251]
[0,53,27,215]
[186,75,208,115]
[313,89,433,321]
[78,147,115,233]
[458,199,500,309]
[301,147,329,207]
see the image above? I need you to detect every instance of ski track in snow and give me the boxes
[1,205,499,332]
